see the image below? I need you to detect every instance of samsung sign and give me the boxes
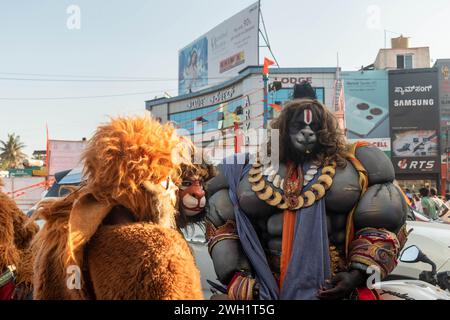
[393,98,435,107]
[389,69,440,174]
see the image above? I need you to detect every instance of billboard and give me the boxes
[48,140,87,176]
[342,70,390,153]
[389,69,440,174]
[435,59,450,160]
[178,2,259,95]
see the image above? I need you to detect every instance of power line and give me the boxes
[0,89,177,101]
[0,73,236,82]
[259,6,280,68]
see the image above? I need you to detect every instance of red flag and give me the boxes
[263,57,275,75]
[269,103,282,112]
[45,124,49,170]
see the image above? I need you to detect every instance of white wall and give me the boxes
[374,47,431,70]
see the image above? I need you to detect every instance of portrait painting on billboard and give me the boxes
[179,36,208,95]
[392,129,439,157]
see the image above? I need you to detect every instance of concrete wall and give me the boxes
[147,102,169,122]
[374,47,430,70]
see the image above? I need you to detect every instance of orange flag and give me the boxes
[269,103,282,112]
[263,57,275,75]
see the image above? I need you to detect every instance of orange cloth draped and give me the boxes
[280,209,296,289]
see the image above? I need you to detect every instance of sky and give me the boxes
[1,0,449,156]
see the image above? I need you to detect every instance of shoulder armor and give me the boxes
[326,161,361,215]
[206,188,235,227]
[354,183,407,233]
[355,145,395,186]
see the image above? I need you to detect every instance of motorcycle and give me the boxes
[205,244,450,300]
[369,244,450,300]
[397,245,450,291]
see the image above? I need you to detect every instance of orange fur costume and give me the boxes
[32,116,203,300]
[0,178,39,298]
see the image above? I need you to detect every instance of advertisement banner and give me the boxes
[389,69,440,174]
[178,2,259,94]
[170,95,251,133]
[435,59,450,161]
[48,140,87,176]
[347,138,391,153]
[342,71,390,152]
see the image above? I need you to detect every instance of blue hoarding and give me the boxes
[342,70,390,153]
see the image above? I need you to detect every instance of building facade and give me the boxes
[374,36,430,70]
[146,66,340,161]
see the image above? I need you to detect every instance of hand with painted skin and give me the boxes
[317,270,366,300]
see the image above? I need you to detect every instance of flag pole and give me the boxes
[263,73,269,129]
[263,57,275,129]
[45,124,49,186]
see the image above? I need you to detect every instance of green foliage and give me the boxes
[0,133,27,169]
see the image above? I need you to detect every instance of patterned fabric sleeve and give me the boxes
[348,225,407,279]
[227,272,258,300]
[206,219,240,254]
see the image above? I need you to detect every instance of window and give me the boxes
[397,54,413,69]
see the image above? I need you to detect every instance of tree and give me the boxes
[0,133,27,169]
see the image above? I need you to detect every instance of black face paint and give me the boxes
[287,108,320,162]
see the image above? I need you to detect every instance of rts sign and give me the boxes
[397,158,436,172]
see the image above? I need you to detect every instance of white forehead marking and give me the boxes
[304,109,312,125]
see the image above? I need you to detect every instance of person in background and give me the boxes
[445,193,450,208]
[419,187,438,220]
[413,193,423,213]
[430,187,449,218]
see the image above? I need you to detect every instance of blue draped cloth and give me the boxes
[222,155,331,300]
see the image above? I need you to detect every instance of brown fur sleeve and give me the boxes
[0,190,39,291]
[12,209,39,251]
[86,223,204,300]
[11,199,39,288]
[0,192,21,271]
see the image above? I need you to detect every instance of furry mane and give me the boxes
[81,116,189,223]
